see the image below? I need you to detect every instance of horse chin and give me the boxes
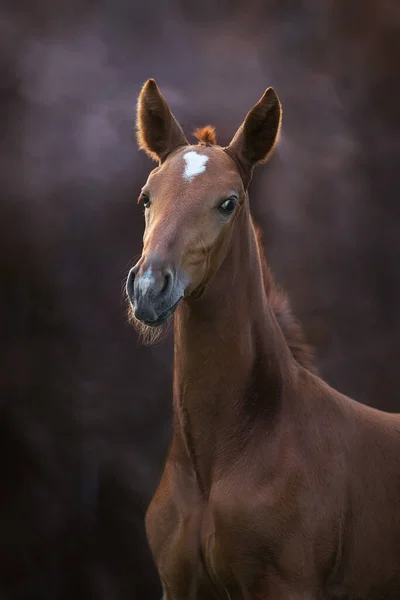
[127,298,181,345]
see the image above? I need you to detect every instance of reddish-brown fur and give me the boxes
[193,126,217,146]
[129,79,400,600]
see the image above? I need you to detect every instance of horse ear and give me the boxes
[225,87,282,187]
[136,79,188,163]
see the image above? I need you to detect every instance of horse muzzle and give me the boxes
[126,257,186,327]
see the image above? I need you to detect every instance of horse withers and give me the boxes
[126,78,400,599]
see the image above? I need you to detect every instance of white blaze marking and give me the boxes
[139,268,154,296]
[183,151,209,181]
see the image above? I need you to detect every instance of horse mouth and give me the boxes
[142,297,182,327]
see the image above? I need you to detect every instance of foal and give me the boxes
[126,79,400,600]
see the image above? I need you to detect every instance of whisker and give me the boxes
[122,253,141,274]
[127,304,173,346]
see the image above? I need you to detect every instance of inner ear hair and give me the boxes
[225,86,282,188]
[136,78,188,163]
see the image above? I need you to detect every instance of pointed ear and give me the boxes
[136,79,188,163]
[225,87,282,188]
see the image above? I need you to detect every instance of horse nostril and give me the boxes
[161,269,173,295]
[126,268,136,301]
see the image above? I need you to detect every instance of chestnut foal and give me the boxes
[126,79,400,600]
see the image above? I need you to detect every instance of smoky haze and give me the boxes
[0,0,399,597]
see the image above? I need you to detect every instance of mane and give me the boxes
[254,226,317,374]
[193,126,217,146]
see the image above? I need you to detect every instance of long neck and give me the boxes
[172,203,297,493]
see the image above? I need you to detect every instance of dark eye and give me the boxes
[218,197,237,216]
[139,192,151,208]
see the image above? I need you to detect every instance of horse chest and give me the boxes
[145,467,224,600]
[145,464,306,600]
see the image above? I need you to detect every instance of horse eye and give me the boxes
[140,193,151,208]
[219,197,237,216]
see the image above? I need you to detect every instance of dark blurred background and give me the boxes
[0,0,399,597]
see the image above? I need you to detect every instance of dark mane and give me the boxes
[255,226,317,373]
[193,125,217,146]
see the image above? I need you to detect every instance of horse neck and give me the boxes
[172,202,297,492]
